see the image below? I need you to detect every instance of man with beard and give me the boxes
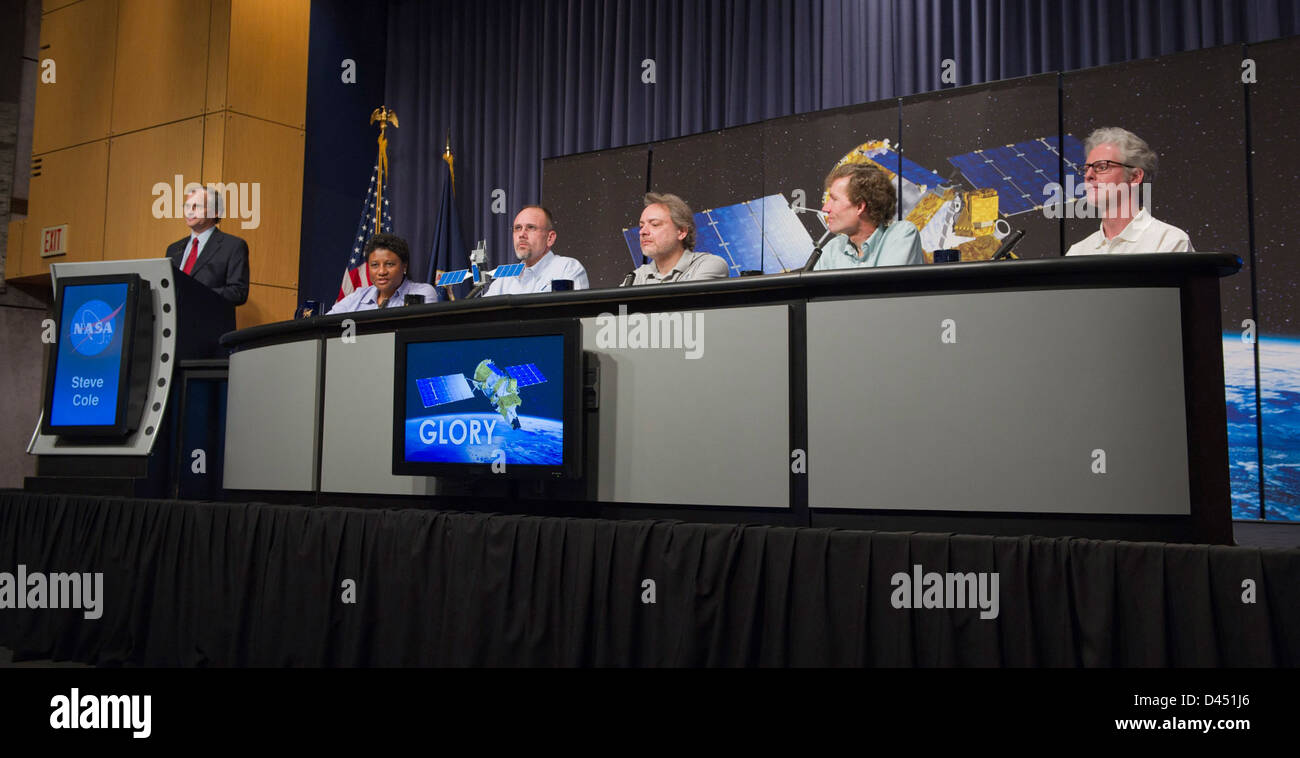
[484,206,589,295]
[626,192,729,285]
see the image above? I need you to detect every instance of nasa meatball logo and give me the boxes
[69,300,122,356]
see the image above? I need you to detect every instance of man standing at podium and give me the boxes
[165,186,250,305]
[1066,127,1193,256]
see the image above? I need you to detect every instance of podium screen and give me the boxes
[43,274,146,438]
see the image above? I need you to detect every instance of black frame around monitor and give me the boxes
[41,272,152,439]
[392,318,584,480]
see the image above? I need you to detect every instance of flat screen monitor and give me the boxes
[393,319,583,479]
[41,273,152,439]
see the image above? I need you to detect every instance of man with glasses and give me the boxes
[484,205,590,295]
[1066,127,1193,256]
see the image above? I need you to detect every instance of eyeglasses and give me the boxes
[513,223,549,234]
[1081,160,1134,174]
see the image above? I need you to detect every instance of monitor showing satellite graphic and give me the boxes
[393,319,583,479]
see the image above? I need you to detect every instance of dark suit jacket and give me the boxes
[166,227,250,305]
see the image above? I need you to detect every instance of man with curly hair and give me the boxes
[814,162,923,269]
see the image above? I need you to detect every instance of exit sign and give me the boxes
[40,224,68,258]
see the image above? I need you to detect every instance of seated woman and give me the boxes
[328,233,439,314]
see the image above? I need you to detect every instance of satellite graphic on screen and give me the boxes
[404,334,566,467]
[417,359,546,429]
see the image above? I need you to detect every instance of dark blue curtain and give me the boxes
[377,0,1298,272]
[298,0,390,307]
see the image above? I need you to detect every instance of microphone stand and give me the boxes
[991,229,1026,261]
[802,230,835,271]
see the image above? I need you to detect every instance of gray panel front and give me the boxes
[223,340,321,491]
[807,288,1190,514]
[582,304,789,508]
[320,333,436,495]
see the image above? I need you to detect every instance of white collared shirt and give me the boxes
[484,250,589,296]
[184,226,217,266]
[1065,208,1194,256]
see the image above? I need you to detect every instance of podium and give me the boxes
[25,258,235,497]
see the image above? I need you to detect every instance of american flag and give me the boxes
[336,163,394,302]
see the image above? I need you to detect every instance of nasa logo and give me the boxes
[69,300,121,356]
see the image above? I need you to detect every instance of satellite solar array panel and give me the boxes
[948,147,1034,215]
[865,148,946,191]
[757,195,814,273]
[1046,134,1088,183]
[417,374,475,408]
[899,153,946,190]
[622,194,818,275]
[622,228,642,270]
[504,363,548,387]
[947,135,1088,216]
[493,263,526,278]
[436,270,470,286]
[695,203,757,275]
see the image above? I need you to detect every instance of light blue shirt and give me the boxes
[813,220,924,269]
[328,277,439,314]
[484,250,590,296]
[184,226,216,266]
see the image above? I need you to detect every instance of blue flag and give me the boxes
[426,146,469,300]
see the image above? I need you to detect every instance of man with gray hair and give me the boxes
[626,192,729,285]
[165,185,250,304]
[1065,127,1192,256]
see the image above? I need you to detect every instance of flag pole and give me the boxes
[369,106,399,234]
[443,130,455,193]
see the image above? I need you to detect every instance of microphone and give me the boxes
[618,271,635,287]
[991,229,1026,261]
[802,229,835,272]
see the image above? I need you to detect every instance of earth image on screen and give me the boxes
[1223,335,1300,522]
[405,413,563,465]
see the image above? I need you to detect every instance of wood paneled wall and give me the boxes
[25,140,110,265]
[31,0,117,155]
[8,0,309,329]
